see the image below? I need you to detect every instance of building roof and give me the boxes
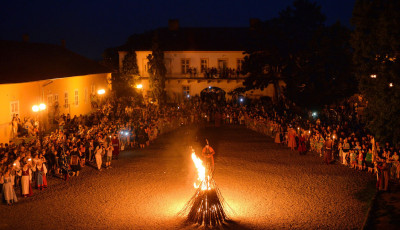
[0,40,111,84]
[121,27,256,52]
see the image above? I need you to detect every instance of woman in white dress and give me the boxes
[1,169,18,205]
[21,162,33,197]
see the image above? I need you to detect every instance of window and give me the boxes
[200,59,208,73]
[74,90,79,106]
[218,59,228,69]
[64,92,69,108]
[84,88,88,104]
[10,101,19,117]
[182,85,190,98]
[236,59,244,71]
[143,59,149,72]
[54,94,59,104]
[47,95,53,106]
[181,59,190,74]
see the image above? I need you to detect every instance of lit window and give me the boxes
[218,59,228,70]
[74,90,79,106]
[10,101,19,117]
[182,85,190,97]
[47,95,53,106]
[200,59,208,73]
[54,94,59,103]
[181,59,190,74]
[64,92,69,108]
[84,88,88,103]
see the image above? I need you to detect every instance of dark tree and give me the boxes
[147,33,167,104]
[112,50,140,99]
[242,0,355,107]
[351,0,400,144]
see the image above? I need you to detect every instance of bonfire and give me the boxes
[179,149,228,227]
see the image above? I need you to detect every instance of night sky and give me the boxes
[0,0,355,60]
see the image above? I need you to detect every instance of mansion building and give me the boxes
[118,20,282,103]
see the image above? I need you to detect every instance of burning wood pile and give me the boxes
[179,148,228,227]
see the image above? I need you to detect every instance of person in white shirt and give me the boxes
[95,144,104,171]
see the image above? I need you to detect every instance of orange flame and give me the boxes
[191,152,210,190]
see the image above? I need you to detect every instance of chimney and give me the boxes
[61,39,66,48]
[22,34,29,42]
[249,18,261,30]
[168,19,179,31]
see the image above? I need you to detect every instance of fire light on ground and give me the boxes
[179,149,229,227]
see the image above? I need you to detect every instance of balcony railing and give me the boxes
[167,67,246,79]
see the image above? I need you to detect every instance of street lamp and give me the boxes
[32,103,46,147]
[136,84,143,89]
[97,89,105,95]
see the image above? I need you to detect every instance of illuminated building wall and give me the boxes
[0,73,110,143]
[119,50,284,102]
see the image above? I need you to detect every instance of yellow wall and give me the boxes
[119,50,284,102]
[120,50,247,78]
[0,73,111,143]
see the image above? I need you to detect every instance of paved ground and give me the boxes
[365,182,400,230]
[0,125,376,229]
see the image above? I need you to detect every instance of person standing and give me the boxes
[324,136,333,165]
[20,163,33,197]
[378,160,390,191]
[59,149,70,181]
[298,133,307,155]
[33,161,47,190]
[111,135,120,159]
[70,146,81,177]
[288,127,297,151]
[105,143,114,169]
[202,140,215,176]
[95,144,104,171]
[1,169,18,206]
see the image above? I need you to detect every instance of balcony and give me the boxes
[165,67,247,79]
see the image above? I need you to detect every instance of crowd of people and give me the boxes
[243,97,398,192]
[1,93,398,206]
[0,96,204,206]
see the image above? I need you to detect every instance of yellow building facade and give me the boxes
[118,21,284,102]
[119,50,280,102]
[0,40,111,143]
[0,73,110,144]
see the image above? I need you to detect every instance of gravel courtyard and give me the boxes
[0,126,375,229]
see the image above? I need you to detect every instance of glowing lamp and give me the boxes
[32,105,39,112]
[39,103,46,111]
[389,83,394,87]
[136,84,143,89]
[370,74,377,78]
[97,89,105,95]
